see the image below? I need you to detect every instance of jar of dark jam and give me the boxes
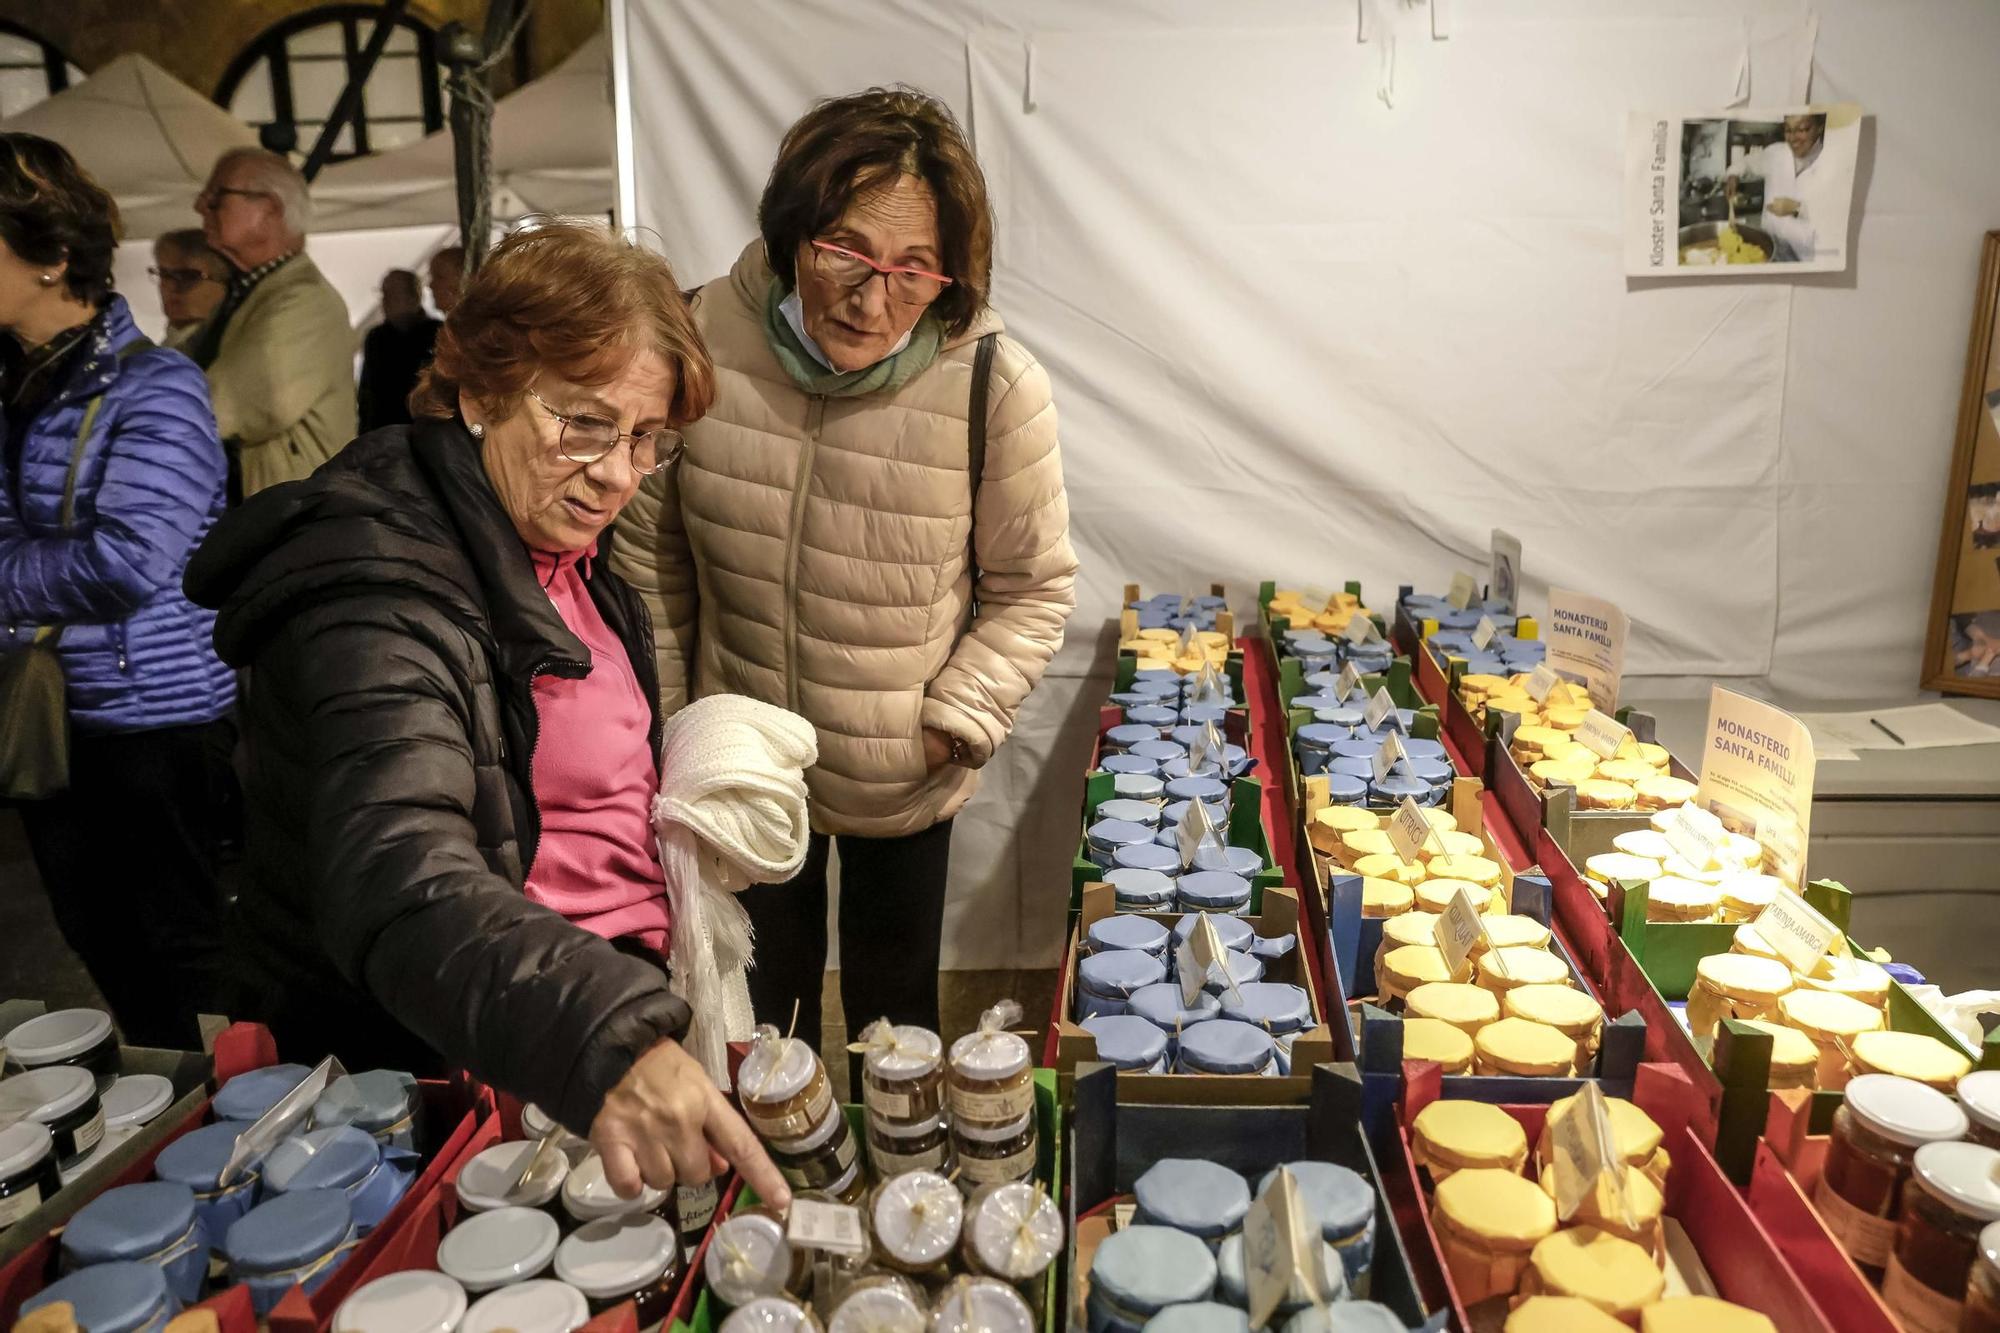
[1964,1219,2000,1333]
[1880,1141,2000,1333]
[1814,1074,1968,1279]
[0,1121,61,1227]
[552,1212,682,1324]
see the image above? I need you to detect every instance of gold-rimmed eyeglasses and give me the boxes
[526,387,683,475]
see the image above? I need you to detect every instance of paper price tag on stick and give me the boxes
[1336,662,1364,703]
[1364,687,1402,733]
[1754,886,1845,976]
[222,1056,341,1188]
[1387,796,1443,865]
[1189,913,1242,1004]
[1242,1167,1325,1330]
[1447,571,1478,612]
[1343,614,1381,646]
[1371,732,1410,787]
[1661,803,1727,873]
[1175,795,1223,870]
[1473,616,1500,651]
[1524,663,1560,703]
[1175,939,1204,1007]
[1189,719,1226,776]
[1551,1083,1636,1231]
[788,1199,868,1256]
[1438,885,1492,982]
[1574,709,1632,760]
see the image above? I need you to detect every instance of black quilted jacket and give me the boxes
[186,419,691,1134]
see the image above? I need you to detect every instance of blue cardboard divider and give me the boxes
[1066,1062,1449,1333]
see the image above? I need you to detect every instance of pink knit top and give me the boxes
[523,546,671,950]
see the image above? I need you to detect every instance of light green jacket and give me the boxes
[202,254,357,497]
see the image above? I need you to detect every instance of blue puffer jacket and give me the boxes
[1,296,235,734]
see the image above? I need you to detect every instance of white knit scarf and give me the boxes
[652,694,818,1090]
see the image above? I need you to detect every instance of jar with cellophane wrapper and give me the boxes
[947,1002,1034,1132]
[853,1020,945,1133]
[740,1026,857,1199]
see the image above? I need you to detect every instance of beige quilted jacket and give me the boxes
[611,243,1078,837]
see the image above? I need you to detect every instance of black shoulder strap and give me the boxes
[965,332,999,612]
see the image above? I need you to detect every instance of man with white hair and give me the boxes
[191,147,356,498]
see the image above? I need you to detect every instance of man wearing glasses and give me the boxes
[149,229,228,351]
[190,148,356,500]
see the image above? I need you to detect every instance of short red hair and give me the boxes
[412,219,715,426]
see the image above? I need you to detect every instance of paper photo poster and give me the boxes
[1694,686,1817,888]
[1625,104,1863,276]
[1544,588,1628,714]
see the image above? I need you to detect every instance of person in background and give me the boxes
[612,88,1078,1054]
[186,221,785,1202]
[0,134,235,1050]
[428,244,465,315]
[149,228,228,352]
[190,147,355,499]
[357,268,439,432]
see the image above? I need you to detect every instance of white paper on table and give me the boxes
[1794,704,2000,751]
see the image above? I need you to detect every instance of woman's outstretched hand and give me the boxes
[589,1037,791,1208]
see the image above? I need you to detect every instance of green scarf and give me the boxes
[761,278,944,397]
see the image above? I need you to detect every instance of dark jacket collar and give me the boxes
[34,296,142,412]
[188,420,593,682]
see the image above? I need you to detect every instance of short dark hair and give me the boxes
[758,87,992,337]
[0,133,120,304]
[155,227,226,280]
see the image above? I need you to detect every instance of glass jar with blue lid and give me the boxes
[4,1008,120,1088]
[459,1278,593,1333]
[1086,819,1157,869]
[1126,984,1221,1060]
[437,1204,563,1295]
[0,1120,59,1227]
[1111,842,1180,878]
[1101,753,1162,779]
[1133,1159,1251,1244]
[1175,871,1251,916]
[1080,1015,1170,1072]
[1087,915,1170,959]
[1086,1224,1218,1333]
[1176,1021,1276,1077]
[0,1065,104,1173]
[1112,773,1166,804]
[1143,1301,1251,1333]
[62,1181,210,1305]
[1191,845,1262,879]
[1123,705,1179,730]
[153,1119,263,1237]
[1164,775,1228,806]
[1214,1231,1347,1314]
[1106,867,1177,913]
[1098,798,1163,830]
[21,1261,177,1333]
[1257,1163,1375,1287]
[1219,984,1314,1075]
[1180,703,1231,729]
[313,1070,420,1151]
[225,1187,358,1314]
[332,1268,469,1333]
[212,1064,314,1124]
[1370,773,1437,808]
[1104,724,1163,753]
[1128,739,1187,767]
[1320,774,1369,807]
[262,1124,416,1233]
[1170,914,1255,956]
[1077,951,1168,1020]
[1161,799,1228,831]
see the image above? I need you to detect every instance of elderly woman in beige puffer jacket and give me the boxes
[611,87,1078,1053]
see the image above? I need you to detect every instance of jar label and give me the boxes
[71,1108,104,1157]
[676,1181,719,1233]
[0,1185,41,1227]
[870,1138,949,1177]
[1881,1252,1964,1333]
[956,1143,1036,1186]
[950,1083,1034,1125]
[753,1079,834,1146]
[1811,1173,1898,1266]
[863,1085,911,1119]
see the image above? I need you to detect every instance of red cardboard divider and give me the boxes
[1386,1064,1832,1332]
[1240,627,1331,1011]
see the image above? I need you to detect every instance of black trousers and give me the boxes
[18,719,234,1051]
[737,818,954,1054]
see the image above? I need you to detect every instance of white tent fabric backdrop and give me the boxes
[617,0,2000,970]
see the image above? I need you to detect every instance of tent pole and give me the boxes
[443,0,529,273]
[300,0,411,182]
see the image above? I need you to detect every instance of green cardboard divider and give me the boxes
[670,1072,1065,1333]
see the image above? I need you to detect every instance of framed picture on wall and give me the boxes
[1924,231,2000,697]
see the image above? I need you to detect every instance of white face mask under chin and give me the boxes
[780,288,913,371]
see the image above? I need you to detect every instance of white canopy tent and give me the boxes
[2,53,257,242]
[309,32,614,232]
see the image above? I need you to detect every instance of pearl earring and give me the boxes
[38,273,55,286]
[468,423,485,439]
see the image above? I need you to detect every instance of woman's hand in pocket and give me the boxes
[922,727,955,770]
